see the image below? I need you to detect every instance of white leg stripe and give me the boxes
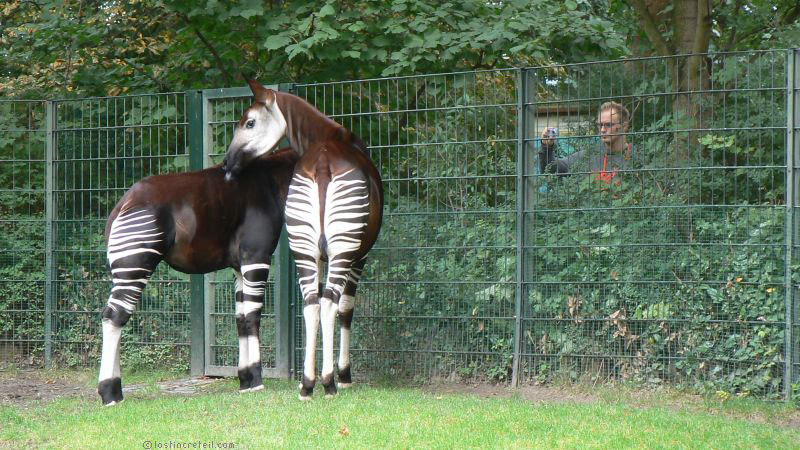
[303,304,320,381]
[241,263,270,273]
[320,300,336,380]
[99,320,122,381]
[111,267,152,274]
[248,335,260,366]
[108,248,162,265]
[237,300,263,316]
[238,336,248,369]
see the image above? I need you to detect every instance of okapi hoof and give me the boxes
[299,376,315,400]
[240,384,264,393]
[98,377,123,405]
[321,373,337,397]
[337,365,352,389]
[238,364,263,392]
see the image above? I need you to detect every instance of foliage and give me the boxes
[611,0,800,55]
[1,0,626,98]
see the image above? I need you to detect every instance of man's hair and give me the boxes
[598,101,630,124]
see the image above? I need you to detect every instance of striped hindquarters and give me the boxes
[323,169,370,298]
[105,208,165,315]
[285,174,323,301]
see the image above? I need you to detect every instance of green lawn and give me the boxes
[1,376,799,449]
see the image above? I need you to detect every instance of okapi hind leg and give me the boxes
[337,256,366,389]
[99,208,165,406]
[319,254,365,397]
[235,264,269,392]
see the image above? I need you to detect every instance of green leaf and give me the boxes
[239,8,263,19]
[263,35,292,50]
[318,4,336,17]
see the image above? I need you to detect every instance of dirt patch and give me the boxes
[0,368,224,408]
[0,369,95,408]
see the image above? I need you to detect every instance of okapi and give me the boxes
[98,148,297,405]
[222,79,383,400]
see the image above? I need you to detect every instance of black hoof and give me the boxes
[321,373,337,396]
[338,365,352,385]
[98,377,123,405]
[299,375,315,399]
[238,363,263,391]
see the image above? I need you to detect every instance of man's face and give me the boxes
[597,109,627,145]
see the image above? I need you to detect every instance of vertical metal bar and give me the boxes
[201,93,216,371]
[187,90,205,376]
[276,83,296,378]
[274,227,292,379]
[44,101,55,368]
[512,68,527,387]
[786,48,800,400]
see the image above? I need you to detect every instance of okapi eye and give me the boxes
[245,119,255,129]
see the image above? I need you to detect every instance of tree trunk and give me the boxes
[630,0,712,164]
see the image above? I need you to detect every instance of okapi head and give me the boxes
[222,78,287,181]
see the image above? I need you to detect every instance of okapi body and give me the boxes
[98,148,297,405]
[223,79,383,400]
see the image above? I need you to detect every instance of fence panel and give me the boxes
[523,50,791,398]
[49,94,192,369]
[0,100,47,366]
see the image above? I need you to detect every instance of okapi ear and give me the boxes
[245,77,275,106]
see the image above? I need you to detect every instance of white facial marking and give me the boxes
[230,100,288,160]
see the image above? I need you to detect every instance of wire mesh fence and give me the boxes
[0,100,47,365]
[522,50,796,398]
[0,49,798,399]
[52,94,192,369]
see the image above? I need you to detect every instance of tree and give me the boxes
[612,1,800,161]
[1,0,627,98]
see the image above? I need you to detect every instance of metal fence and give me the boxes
[1,49,798,399]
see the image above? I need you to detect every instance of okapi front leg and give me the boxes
[235,264,268,392]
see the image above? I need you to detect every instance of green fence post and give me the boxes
[275,82,295,379]
[44,100,54,368]
[187,90,205,376]
[786,48,800,401]
[512,68,528,387]
[273,228,292,379]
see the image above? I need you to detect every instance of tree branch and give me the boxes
[119,57,165,91]
[628,0,675,56]
[180,13,233,86]
[779,2,800,25]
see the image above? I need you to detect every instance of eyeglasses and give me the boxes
[596,122,621,129]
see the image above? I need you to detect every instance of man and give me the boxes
[538,101,632,185]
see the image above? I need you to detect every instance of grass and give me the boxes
[1,375,799,449]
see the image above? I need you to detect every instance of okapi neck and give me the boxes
[275,92,341,157]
